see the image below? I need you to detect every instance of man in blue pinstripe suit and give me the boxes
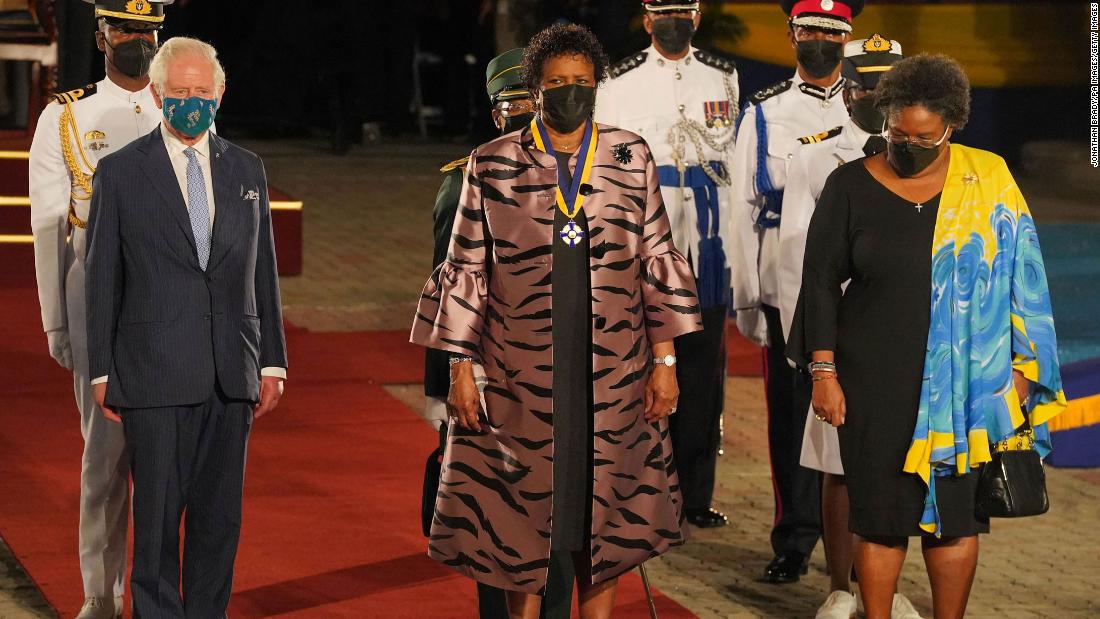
[85,37,287,619]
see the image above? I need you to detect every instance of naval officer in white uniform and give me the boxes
[725,0,861,585]
[29,2,172,617]
[595,0,738,529]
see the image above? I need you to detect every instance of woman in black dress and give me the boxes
[789,55,1065,619]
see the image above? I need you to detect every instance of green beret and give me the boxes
[486,48,529,103]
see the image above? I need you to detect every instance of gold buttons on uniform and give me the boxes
[678,104,685,112]
[135,104,142,114]
[675,72,682,80]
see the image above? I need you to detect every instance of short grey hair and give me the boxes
[149,36,226,96]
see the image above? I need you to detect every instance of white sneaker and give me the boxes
[75,596,123,619]
[815,590,858,619]
[891,593,924,619]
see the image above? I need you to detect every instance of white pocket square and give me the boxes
[243,189,260,201]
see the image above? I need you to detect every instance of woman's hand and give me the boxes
[645,365,679,423]
[811,376,846,427]
[1013,369,1030,407]
[448,361,482,432]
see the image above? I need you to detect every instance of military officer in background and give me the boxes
[778,37,925,619]
[423,49,575,619]
[595,0,738,529]
[28,1,172,617]
[726,0,862,584]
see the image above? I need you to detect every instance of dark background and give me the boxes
[42,0,1092,161]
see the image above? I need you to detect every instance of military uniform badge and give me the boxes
[704,100,732,128]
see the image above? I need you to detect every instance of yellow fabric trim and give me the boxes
[968,428,991,468]
[0,150,29,159]
[439,157,470,173]
[1048,394,1100,432]
[854,65,893,73]
[714,4,1085,88]
[0,234,34,244]
[530,118,546,152]
[1031,390,1070,429]
[486,65,522,87]
[95,8,164,22]
[495,88,530,100]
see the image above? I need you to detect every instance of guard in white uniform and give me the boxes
[779,36,918,619]
[29,2,172,617]
[726,0,860,585]
[595,0,738,529]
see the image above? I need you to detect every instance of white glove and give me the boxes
[46,329,73,371]
[735,307,768,348]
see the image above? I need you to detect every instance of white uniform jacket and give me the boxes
[727,73,849,343]
[30,77,161,335]
[777,118,874,342]
[595,45,739,298]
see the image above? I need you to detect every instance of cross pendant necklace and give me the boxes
[914,203,923,213]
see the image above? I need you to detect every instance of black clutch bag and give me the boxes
[421,422,447,537]
[975,429,1050,519]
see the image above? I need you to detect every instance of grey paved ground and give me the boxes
[4,137,1097,618]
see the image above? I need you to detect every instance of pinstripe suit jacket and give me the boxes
[85,127,287,409]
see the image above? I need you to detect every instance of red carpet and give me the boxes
[0,285,696,618]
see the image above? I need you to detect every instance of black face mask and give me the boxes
[540,84,596,134]
[106,37,157,78]
[502,111,535,134]
[887,138,946,177]
[862,135,888,157]
[849,95,885,135]
[652,17,695,55]
[796,40,843,79]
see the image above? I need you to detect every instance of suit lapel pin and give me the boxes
[612,143,632,165]
[244,189,260,200]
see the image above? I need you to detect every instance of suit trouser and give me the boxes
[762,305,822,557]
[669,305,727,511]
[121,386,252,619]
[66,254,130,598]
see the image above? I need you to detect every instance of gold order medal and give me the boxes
[531,117,599,248]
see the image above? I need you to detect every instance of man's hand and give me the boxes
[735,307,768,347]
[47,329,73,371]
[254,375,284,419]
[644,364,679,423]
[93,382,120,423]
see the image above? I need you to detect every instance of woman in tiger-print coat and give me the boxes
[410,24,702,608]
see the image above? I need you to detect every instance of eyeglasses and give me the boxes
[881,126,950,149]
[495,99,535,117]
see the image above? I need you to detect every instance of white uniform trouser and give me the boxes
[65,234,129,598]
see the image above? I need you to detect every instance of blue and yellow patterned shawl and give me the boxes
[902,144,1068,536]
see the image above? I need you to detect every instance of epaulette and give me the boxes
[797,126,844,145]
[693,49,737,74]
[608,51,647,79]
[439,156,469,173]
[50,83,97,105]
[746,80,792,106]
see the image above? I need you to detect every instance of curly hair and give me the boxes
[522,23,609,91]
[874,53,971,129]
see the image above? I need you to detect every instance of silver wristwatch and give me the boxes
[653,354,677,367]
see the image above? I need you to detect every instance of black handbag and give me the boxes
[975,427,1050,519]
[421,422,447,537]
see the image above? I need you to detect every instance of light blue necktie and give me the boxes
[184,147,211,270]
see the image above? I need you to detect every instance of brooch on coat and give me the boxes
[612,142,633,165]
[243,189,260,201]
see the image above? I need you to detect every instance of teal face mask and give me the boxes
[163,96,217,137]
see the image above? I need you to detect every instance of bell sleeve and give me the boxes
[785,168,852,369]
[410,150,490,360]
[639,145,703,344]
[1006,186,1067,434]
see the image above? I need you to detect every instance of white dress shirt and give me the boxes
[92,125,286,385]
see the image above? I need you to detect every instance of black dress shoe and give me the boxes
[761,553,809,584]
[685,508,728,528]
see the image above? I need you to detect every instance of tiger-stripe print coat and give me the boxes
[410,123,703,593]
